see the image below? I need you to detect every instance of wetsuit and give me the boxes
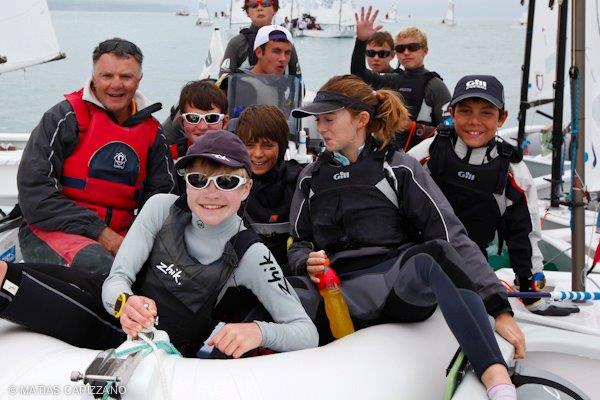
[243,160,303,271]
[220,25,301,76]
[408,131,544,297]
[288,138,509,378]
[0,194,317,356]
[351,39,451,126]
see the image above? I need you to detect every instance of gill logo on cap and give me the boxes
[466,79,487,91]
[212,154,230,161]
[333,171,349,180]
[113,152,127,169]
[457,171,475,181]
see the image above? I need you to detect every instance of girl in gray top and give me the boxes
[0,130,317,358]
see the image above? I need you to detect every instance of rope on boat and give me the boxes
[100,330,181,400]
[507,290,600,301]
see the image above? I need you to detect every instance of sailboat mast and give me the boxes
[517,0,537,156]
[550,0,569,208]
[571,0,585,291]
[339,0,342,30]
[229,0,233,29]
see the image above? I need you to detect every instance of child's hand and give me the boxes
[120,295,157,337]
[306,250,328,284]
[207,322,263,358]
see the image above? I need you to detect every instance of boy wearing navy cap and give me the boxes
[408,75,579,316]
[0,130,318,357]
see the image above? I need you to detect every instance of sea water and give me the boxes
[0,11,531,133]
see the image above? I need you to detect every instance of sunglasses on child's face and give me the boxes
[246,0,274,8]
[394,43,423,53]
[185,173,247,191]
[181,112,224,125]
[366,49,392,58]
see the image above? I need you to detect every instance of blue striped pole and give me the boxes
[507,291,600,301]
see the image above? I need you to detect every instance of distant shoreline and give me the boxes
[48,1,206,13]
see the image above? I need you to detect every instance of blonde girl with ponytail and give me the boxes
[288,75,523,400]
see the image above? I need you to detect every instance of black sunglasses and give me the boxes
[394,43,423,53]
[246,0,274,8]
[185,173,247,191]
[97,39,143,58]
[366,49,392,58]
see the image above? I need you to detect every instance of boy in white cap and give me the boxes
[220,0,301,76]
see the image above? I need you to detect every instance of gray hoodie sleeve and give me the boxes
[102,193,176,313]
[227,243,319,351]
[390,152,511,317]
[17,100,107,239]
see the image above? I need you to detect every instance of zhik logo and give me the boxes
[156,262,183,285]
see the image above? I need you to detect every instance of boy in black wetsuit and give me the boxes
[408,75,579,317]
[235,105,303,272]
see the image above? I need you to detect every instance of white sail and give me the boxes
[276,0,301,24]
[196,0,212,25]
[230,0,251,25]
[386,6,397,22]
[584,0,600,191]
[0,0,65,74]
[520,1,528,26]
[444,0,455,25]
[200,28,225,80]
[309,0,355,27]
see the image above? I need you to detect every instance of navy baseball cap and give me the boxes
[450,75,505,109]
[175,130,252,175]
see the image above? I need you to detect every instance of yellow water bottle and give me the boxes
[317,258,355,339]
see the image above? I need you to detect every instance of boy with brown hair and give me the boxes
[163,80,229,160]
[235,104,303,271]
[365,31,396,73]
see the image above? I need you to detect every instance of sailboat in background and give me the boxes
[0,0,66,213]
[0,0,65,74]
[441,0,456,26]
[199,28,225,80]
[276,0,302,26]
[301,0,356,38]
[196,0,212,26]
[498,0,599,272]
[379,5,398,24]
[229,0,251,28]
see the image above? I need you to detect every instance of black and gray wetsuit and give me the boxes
[350,39,451,126]
[287,139,510,377]
[0,194,317,356]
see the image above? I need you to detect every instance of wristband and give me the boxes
[113,292,130,318]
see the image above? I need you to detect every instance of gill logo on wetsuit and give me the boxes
[457,171,475,181]
[155,262,183,285]
[333,171,350,180]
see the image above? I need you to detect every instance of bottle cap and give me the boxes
[317,262,340,291]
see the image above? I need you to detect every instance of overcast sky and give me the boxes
[50,1,526,19]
